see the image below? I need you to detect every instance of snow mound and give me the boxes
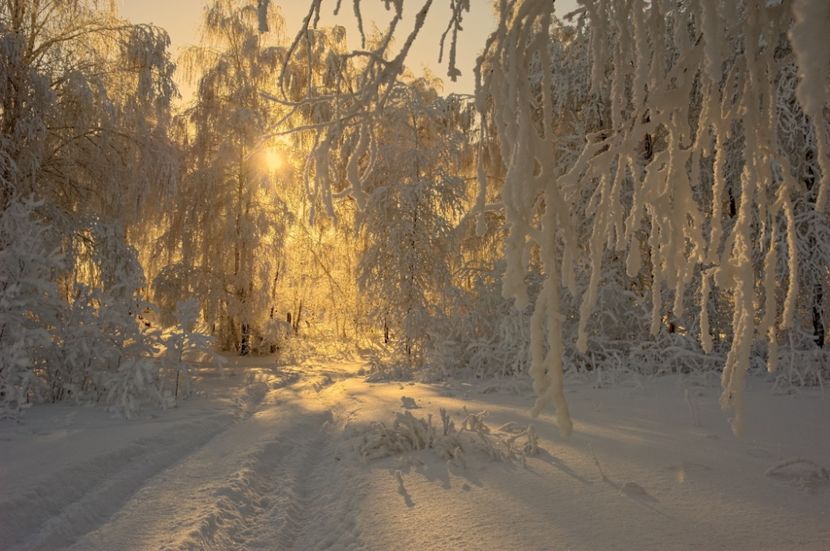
[400,396,418,409]
[765,458,830,493]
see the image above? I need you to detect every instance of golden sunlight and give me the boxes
[264,147,284,173]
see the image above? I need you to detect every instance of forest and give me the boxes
[1,1,829,549]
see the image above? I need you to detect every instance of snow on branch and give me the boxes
[275,0,830,436]
[474,0,830,436]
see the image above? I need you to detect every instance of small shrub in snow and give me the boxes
[162,298,220,402]
[56,282,163,418]
[364,357,414,382]
[425,276,532,380]
[354,407,539,466]
[400,396,418,409]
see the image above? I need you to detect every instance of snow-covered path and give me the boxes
[0,360,358,550]
[68,368,342,550]
[2,357,829,550]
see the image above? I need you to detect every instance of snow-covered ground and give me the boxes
[2,357,829,550]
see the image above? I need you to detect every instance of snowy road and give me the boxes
[2,358,830,550]
[67,369,345,550]
[1,361,360,550]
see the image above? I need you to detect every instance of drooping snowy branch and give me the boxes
[473,0,829,435]
[272,0,829,436]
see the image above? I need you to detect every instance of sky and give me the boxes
[116,0,576,101]
[118,1,580,104]
[116,1,493,103]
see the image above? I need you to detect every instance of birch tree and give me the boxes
[156,0,291,353]
[357,79,466,363]
[277,0,830,436]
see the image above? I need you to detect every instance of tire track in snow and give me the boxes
[284,445,369,551]
[180,368,369,550]
[0,375,271,551]
[162,364,370,550]
[173,410,334,550]
[0,413,234,551]
[63,362,367,551]
[278,370,371,551]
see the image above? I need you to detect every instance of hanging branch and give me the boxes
[275,0,830,437]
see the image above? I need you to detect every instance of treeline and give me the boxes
[1,1,828,427]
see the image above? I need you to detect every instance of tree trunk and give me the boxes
[293,300,303,336]
[813,282,825,348]
[805,154,825,348]
[240,322,250,356]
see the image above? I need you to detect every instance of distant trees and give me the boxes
[156,1,359,354]
[156,0,291,354]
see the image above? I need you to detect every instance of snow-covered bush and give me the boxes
[48,217,166,416]
[0,199,216,418]
[424,275,531,380]
[162,298,220,402]
[53,263,219,417]
[0,1,185,418]
[0,197,64,418]
[354,407,537,466]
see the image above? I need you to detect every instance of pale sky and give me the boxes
[117,1,578,103]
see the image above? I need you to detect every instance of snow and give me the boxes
[2,356,829,550]
[4,3,829,548]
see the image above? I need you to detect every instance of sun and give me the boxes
[263,147,284,173]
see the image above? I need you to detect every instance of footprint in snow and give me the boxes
[620,481,658,503]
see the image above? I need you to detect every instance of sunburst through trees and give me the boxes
[1,0,827,436]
